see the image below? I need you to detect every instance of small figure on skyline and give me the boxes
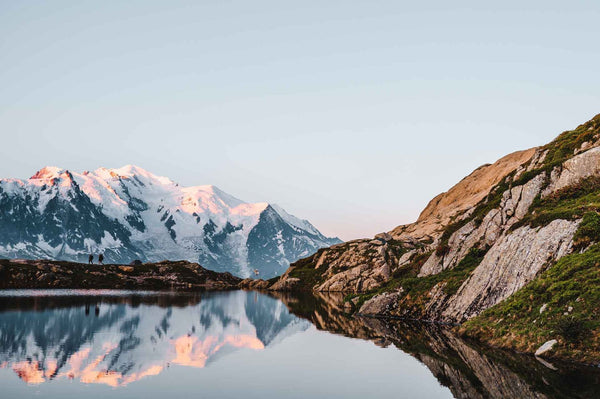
[98,253,104,265]
[88,254,94,264]
[254,269,259,277]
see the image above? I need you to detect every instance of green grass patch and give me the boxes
[353,246,488,313]
[511,176,600,230]
[287,248,332,289]
[461,242,600,362]
[542,115,600,169]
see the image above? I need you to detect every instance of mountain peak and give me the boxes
[92,165,174,185]
[30,166,65,180]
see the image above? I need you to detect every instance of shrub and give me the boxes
[435,244,450,257]
[555,316,590,344]
[573,211,600,250]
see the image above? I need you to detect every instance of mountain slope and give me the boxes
[0,166,341,278]
[263,113,600,362]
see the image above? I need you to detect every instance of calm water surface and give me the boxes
[0,290,597,398]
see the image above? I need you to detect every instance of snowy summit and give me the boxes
[0,165,341,278]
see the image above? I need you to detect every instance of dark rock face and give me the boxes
[246,205,340,278]
[0,259,241,290]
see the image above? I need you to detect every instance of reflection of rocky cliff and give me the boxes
[0,291,309,386]
[273,292,600,399]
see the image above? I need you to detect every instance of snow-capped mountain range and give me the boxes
[0,291,310,386]
[0,165,341,277]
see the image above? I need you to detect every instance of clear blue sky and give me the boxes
[1,1,599,240]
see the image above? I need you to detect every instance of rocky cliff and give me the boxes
[256,113,600,363]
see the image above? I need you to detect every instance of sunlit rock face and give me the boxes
[0,291,309,386]
[0,165,341,278]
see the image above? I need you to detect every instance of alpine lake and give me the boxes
[0,289,598,399]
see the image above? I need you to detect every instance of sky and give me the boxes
[1,1,599,241]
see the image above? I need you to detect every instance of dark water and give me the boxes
[0,290,597,398]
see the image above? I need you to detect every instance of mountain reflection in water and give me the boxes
[0,289,597,399]
[0,291,307,387]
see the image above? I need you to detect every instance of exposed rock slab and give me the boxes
[442,219,579,322]
[543,146,600,196]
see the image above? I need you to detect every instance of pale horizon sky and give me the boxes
[1,1,599,240]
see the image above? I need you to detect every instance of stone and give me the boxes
[343,301,353,312]
[535,340,557,357]
[543,146,600,196]
[539,303,548,314]
[119,266,134,273]
[38,272,56,284]
[359,290,403,315]
[270,277,300,291]
[374,232,392,241]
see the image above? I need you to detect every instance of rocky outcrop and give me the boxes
[0,259,241,290]
[441,219,579,322]
[542,146,600,196]
[419,172,547,277]
[359,290,403,315]
[390,148,536,241]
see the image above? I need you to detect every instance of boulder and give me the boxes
[359,290,403,316]
[535,340,558,357]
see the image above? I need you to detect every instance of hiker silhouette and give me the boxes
[98,253,104,265]
[88,254,94,264]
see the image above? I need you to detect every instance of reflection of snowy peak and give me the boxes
[0,165,341,277]
[0,291,310,386]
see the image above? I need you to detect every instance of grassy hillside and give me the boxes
[461,240,600,364]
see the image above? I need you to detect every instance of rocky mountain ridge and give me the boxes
[0,165,341,278]
[250,113,600,363]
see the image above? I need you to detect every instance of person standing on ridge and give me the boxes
[98,253,104,265]
[88,254,94,264]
